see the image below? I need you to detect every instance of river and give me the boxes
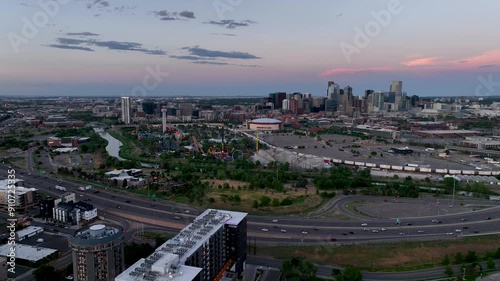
[94,128,159,168]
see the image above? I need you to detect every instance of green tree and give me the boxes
[465,251,478,263]
[335,266,363,281]
[272,198,280,207]
[444,265,453,277]
[454,252,464,264]
[442,255,450,265]
[260,195,272,207]
[487,258,495,269]
[252,200,259,209]
[33,265,59,281]
[281,257,318,281]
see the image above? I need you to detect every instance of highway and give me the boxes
[4,162,500,281]
[4,163,500,244]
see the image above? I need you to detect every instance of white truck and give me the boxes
[79,185,92,191]
[55,185,66,192]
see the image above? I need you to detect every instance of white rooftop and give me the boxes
[115,209,246,281]
[0,244,57,262]
[16,226,43,238]
[0,179,37,195]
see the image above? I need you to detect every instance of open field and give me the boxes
[202,179,325,214]
[258,235,500,271]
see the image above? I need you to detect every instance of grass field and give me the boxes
[257,235,500,271]
[202,179,325,214]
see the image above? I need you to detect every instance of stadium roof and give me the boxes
[250,118,282,124]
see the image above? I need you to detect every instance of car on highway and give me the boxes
[486,217,492,220]
[330,237,337,242]
[272,219,278,223]
[446,232,454,235]
[280,229,287,233]
[372,230,379,233]
[417,230,424,233]
[348,231,355,235]
[313,228,319,231]
[342,232,348,235]
[126,200,131,203]
[361,223,368,226]
[431,219,439,223]
[406,223,412,226]
[301,231,308,235]
[461,218,467,221]
[399,232,405,236]
[379,228,386,231]
[463,226,469,229]
[185,210,190,214]
[174,216,181,220]
[455,229,462,233]
[473,230,480,233]
[262,228,269,232]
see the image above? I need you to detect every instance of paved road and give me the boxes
[4,162,500,281]
[247,255,500,281]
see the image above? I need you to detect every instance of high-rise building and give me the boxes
[116,209,247,281]
[69,224,125,281]
[121,97,131,124]
[390,81,403,96]
[142,100,157,115]
[161,108,167,133]
[390,81,403,110]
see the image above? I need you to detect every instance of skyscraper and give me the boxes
[390,81,403,111]
[116,209,247,281]
[69,224,125,281]
[390,81,403,96]
[121,97,131,124]
[161,108,167,133]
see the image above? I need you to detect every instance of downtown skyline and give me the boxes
[2,0,500,97]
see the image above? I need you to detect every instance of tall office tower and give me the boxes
[69,224,125,281]
[285,92,294,101]
[390,81,403,110]
[142,100,156,115]
[390,81,403,96]
[364,90,374,99]
[311,97,326,112]
[161,108,167,133]
[270,92,286,109]
[303,92,312,99]
[116,209,247,281]
[372,91,385,112]
[282,99,290,110]
[121,97,131,124]
[327,81,336,99]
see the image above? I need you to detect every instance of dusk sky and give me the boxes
[2,0,500,97]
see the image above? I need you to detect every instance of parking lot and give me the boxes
[260,133,478,170]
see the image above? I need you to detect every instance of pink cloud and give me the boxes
[457,49,500,66]
[319,67,393,77]
[401,57,443,67]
